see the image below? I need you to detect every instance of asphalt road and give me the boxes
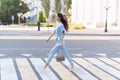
[0,31,120,80]
[0,38,120,58]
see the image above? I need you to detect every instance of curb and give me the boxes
[0,26,120,36]
[66,33,120,36]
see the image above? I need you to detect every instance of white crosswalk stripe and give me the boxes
[73,58,117,80]
[0,58,18,80]
[16,58,38,80]
[85,58,120,79]
[62,59,98,80]
[44,58,78,80]
[30,58,59,80]
[0,58,120,80]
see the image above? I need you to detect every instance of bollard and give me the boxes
[37,22,40,31]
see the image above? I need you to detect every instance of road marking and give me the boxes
[0,54,5,57]
[48,59,78,80]
[1,58,120,80]
[86,58,120,79]
[0,58,18,80]
[30,58,59,80]
[96,53,106,57]
[62,60,98,80]
[73,58,117,80]
[72,54,82,57]
[21,54,32,57]
[112,58,120,63]
[99,58,120,71]
[16,58,38,80]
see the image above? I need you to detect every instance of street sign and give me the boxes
[17,13,22,17]
[11,15,14,21]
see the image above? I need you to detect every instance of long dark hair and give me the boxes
[57,13,69,31]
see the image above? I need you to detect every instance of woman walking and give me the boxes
[43,13,74,71]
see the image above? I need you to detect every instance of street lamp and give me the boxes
[104,0,110,32]
[104,7,110,32]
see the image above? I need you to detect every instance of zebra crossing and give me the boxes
[0,57,120,80]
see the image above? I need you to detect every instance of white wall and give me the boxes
[72,0,120,27]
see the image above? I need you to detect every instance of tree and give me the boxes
[0,0,1,6]
[55,0,62,13]
[64,0,72,16]
[0,0,2,19]
[0,0,29,24]
[41,0,50,21]
[63,0,72,23]
[19,1,29,14]
[54,0,71,15]
[37,11,46,22]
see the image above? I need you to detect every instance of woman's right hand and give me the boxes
[46,31,55,42]
[46,38,49,42]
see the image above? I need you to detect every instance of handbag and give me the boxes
[55,53,65,62]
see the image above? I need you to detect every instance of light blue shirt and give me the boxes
[55,23,65,42]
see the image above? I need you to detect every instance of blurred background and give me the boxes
[0,0,120,29]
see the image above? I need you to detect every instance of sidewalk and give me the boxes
[68,27,120,36]
[0,25,120,36]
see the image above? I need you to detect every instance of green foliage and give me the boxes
[23,22,37,26]
[69,24,86,29]
[64,0,72,9]
[64,0,72,17]
[41,23,55,27]
[19,1,29,14]
[37,11,46,22]
[23,22,55,27]
[22,22,85,29]
[55,0,62,13]
[41,0,50,19]
[0,0,29,24]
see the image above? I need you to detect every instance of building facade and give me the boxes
[23,0,43,22]
[22,0,67,22]
[72,0,120,28]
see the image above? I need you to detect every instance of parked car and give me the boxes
[0,21,8,25]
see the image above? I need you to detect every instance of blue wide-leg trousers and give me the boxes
[47,42,73,64]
